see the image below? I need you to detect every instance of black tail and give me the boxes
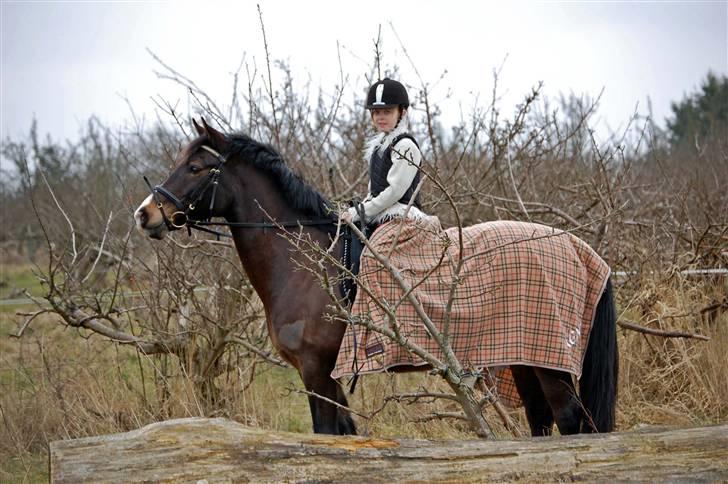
[580,278,618,432]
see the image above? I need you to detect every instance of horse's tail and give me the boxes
[579,278,618,432]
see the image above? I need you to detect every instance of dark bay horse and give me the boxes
[135,119,618,437]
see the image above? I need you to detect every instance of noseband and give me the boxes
[143,145,335,237]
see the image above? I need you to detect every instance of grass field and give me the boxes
[0,263,44,301]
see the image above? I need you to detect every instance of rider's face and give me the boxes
[370,107,402,133]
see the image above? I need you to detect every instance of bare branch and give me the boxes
[257,4,280,147]
[37,162,77,265]
[618,319,710,341]
[81,211,113,283]
[285,386,371,420]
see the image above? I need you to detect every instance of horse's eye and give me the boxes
[190,165,202,174]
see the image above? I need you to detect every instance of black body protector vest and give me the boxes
[369,133,422,209]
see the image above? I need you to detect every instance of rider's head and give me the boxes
[365,78,409,133]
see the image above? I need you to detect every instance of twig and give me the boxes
[61,305,188,355]
[389,21,441,163]
[12,309,52,338]
[37,162,77,265]
[257,3,280,148]
[373,25,382,80]
[413,412,467,422]
[385,391,460,404]
[506,140,530,221]
[478,196,588,231]
[147,48,229,128]
[81,211,113,283]
[285,386,370,420]
[476,378,524,438]
[227,335,289,368]
[618,319,710,341]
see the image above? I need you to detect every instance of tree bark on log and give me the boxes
[49,417,728,483]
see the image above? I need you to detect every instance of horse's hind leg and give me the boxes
[511,365,554,436]
[534,367,582,435]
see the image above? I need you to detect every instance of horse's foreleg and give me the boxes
[335,382,357,435]
[301,368,356,435]
[303,373,338,434]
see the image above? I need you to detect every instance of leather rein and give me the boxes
[144,145,335,238]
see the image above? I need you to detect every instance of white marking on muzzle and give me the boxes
[134,194,155,229]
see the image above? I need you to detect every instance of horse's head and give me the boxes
[135,119,234,239]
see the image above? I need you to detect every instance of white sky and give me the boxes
[1,1,727,146]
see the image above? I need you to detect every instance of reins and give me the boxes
[144,145,335,239]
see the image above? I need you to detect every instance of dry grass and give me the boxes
[616,274,728,428]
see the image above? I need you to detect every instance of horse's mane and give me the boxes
[224,133,336,221]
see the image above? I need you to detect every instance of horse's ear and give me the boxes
[192,118,205,136]
[200,118,227,150]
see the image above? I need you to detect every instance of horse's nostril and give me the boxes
[139,209,149,226]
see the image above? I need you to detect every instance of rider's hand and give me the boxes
[340,209,354,224]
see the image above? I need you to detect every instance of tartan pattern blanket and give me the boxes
[331,217,611,407]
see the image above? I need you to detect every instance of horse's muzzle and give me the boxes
[134,195,169,239]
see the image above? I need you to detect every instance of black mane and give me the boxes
[224,133,336,221]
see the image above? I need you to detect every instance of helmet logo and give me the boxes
[372,83,385,106]
[366,78,409,109]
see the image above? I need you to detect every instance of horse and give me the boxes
[135,119,618,437]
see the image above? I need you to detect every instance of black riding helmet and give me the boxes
[366,78,409,109]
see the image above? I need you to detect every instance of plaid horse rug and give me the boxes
[331,217,611,407]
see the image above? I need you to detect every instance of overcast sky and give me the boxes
[1,1,726,147]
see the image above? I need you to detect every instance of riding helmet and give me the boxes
[366,78,410,109]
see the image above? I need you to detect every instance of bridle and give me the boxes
[143,145,335,238]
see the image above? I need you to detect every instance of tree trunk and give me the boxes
[50,417,728,483]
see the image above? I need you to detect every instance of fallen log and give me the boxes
[50,417,728,482]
